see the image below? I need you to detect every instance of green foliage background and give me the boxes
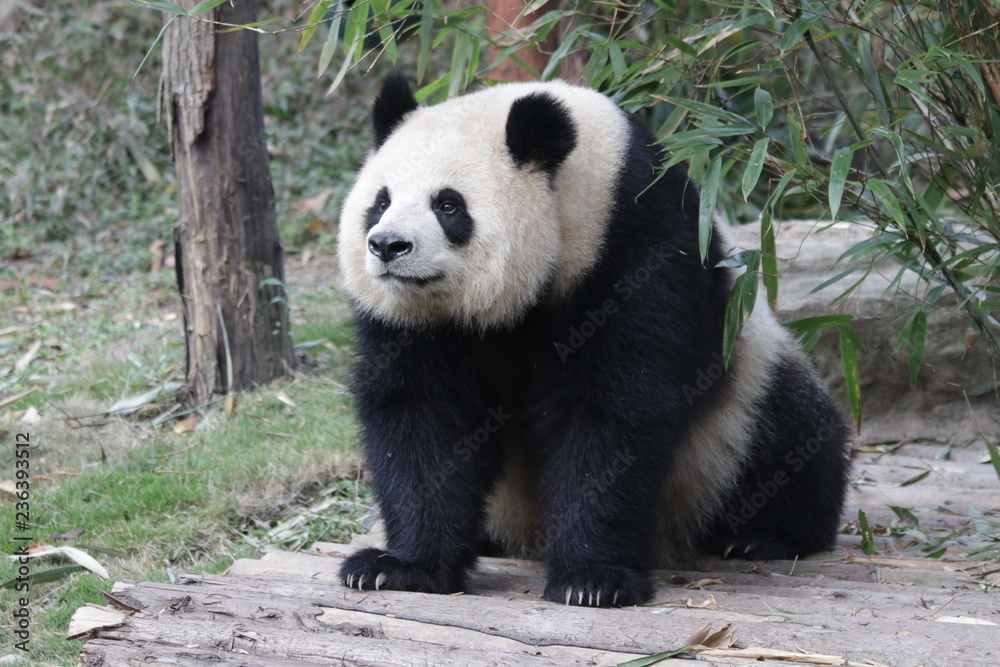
[295,0,1000,427]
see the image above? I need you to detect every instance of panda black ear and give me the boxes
[505,93,577,177]
[372,71,418,149]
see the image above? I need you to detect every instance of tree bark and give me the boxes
[160,0,294,405]
[485,0,558,81]
[485,0,585,83]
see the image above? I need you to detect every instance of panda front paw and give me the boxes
[543,563,651,607]
[340,547,466,594]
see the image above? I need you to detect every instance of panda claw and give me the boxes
[577,590,584,605]
[723,543,735,558]
[375,572,388,590]
[744,542,756,554]
[588,592,594,606]
[596,591,602,607]
[564,587,572,605]
[357,574,367,590]
[613,590,619,606]
[346,574,354,588]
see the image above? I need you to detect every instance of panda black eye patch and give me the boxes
[432,188,474,247]
[364,187,391,232]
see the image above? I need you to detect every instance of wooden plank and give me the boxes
[110,572,1000,666]
[78,636,807,667]
[105,578,644,665]
[78,613,605,666]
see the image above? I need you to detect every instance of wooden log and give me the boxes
[102,574,1000,666]
[79,613,607,666]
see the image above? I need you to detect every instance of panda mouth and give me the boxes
[381,272,445,287]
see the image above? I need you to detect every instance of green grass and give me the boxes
[0,269,365,666]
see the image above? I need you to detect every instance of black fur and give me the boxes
[432,188,474,247]
[364,187,391,232]
[505,93,578,177]
[372,71,418,149]
[700,354,851,559]
[340,83,850,607]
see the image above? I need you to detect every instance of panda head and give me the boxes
[338,73,626,330]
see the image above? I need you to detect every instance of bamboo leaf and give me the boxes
[742,137,769,201]
[117,0,188,15]
[698,154,723,262]
[760,209,778,310]
[609,42,627,79]
[417,0,434,81]
[899,469,931,487]
[797,329,823,355]
[318,12,342,77]
[778,13,819,55]
[722,252,760,368]
[542,25,584,81]
[829,145,853,220]
[986,441,1000,484]
[342,0,369,55]
[379,23,396,64]
[858,509,875,555]
[754,86,773,130]
[656,96,753,128]
[786,114,809,166]
[906,310,927,387]
[784,314,855,331]
[618,646,698,666]
[189,0,230,16]
[298,1,330,57]
[1,565,85,589]
[108,381,183,414]
[867,178,906,229]
[326,43,357,95]
[839,325,863,431]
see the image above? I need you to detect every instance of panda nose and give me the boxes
[368,233,413,263]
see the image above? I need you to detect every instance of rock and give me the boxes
[730,219,999,448]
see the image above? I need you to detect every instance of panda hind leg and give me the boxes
[701,354,852,561]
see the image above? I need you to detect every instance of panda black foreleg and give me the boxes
[531,408,675,607]
[340,322,506,594]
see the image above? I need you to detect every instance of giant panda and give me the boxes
[336,72,851,607]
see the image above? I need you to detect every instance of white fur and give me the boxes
[655,224,801,561]
[338,81,630,330]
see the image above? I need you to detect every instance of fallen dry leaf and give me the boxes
[687,577,724,589]
[292,187,334,214]
[9,545,109,579]
[174,417,198,434]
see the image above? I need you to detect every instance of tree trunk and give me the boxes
[486,0,557,81]
[160,0,294,406]
[485,0,584,83]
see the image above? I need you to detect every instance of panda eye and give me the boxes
[377,199,389,213]
[439,201,457,214]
